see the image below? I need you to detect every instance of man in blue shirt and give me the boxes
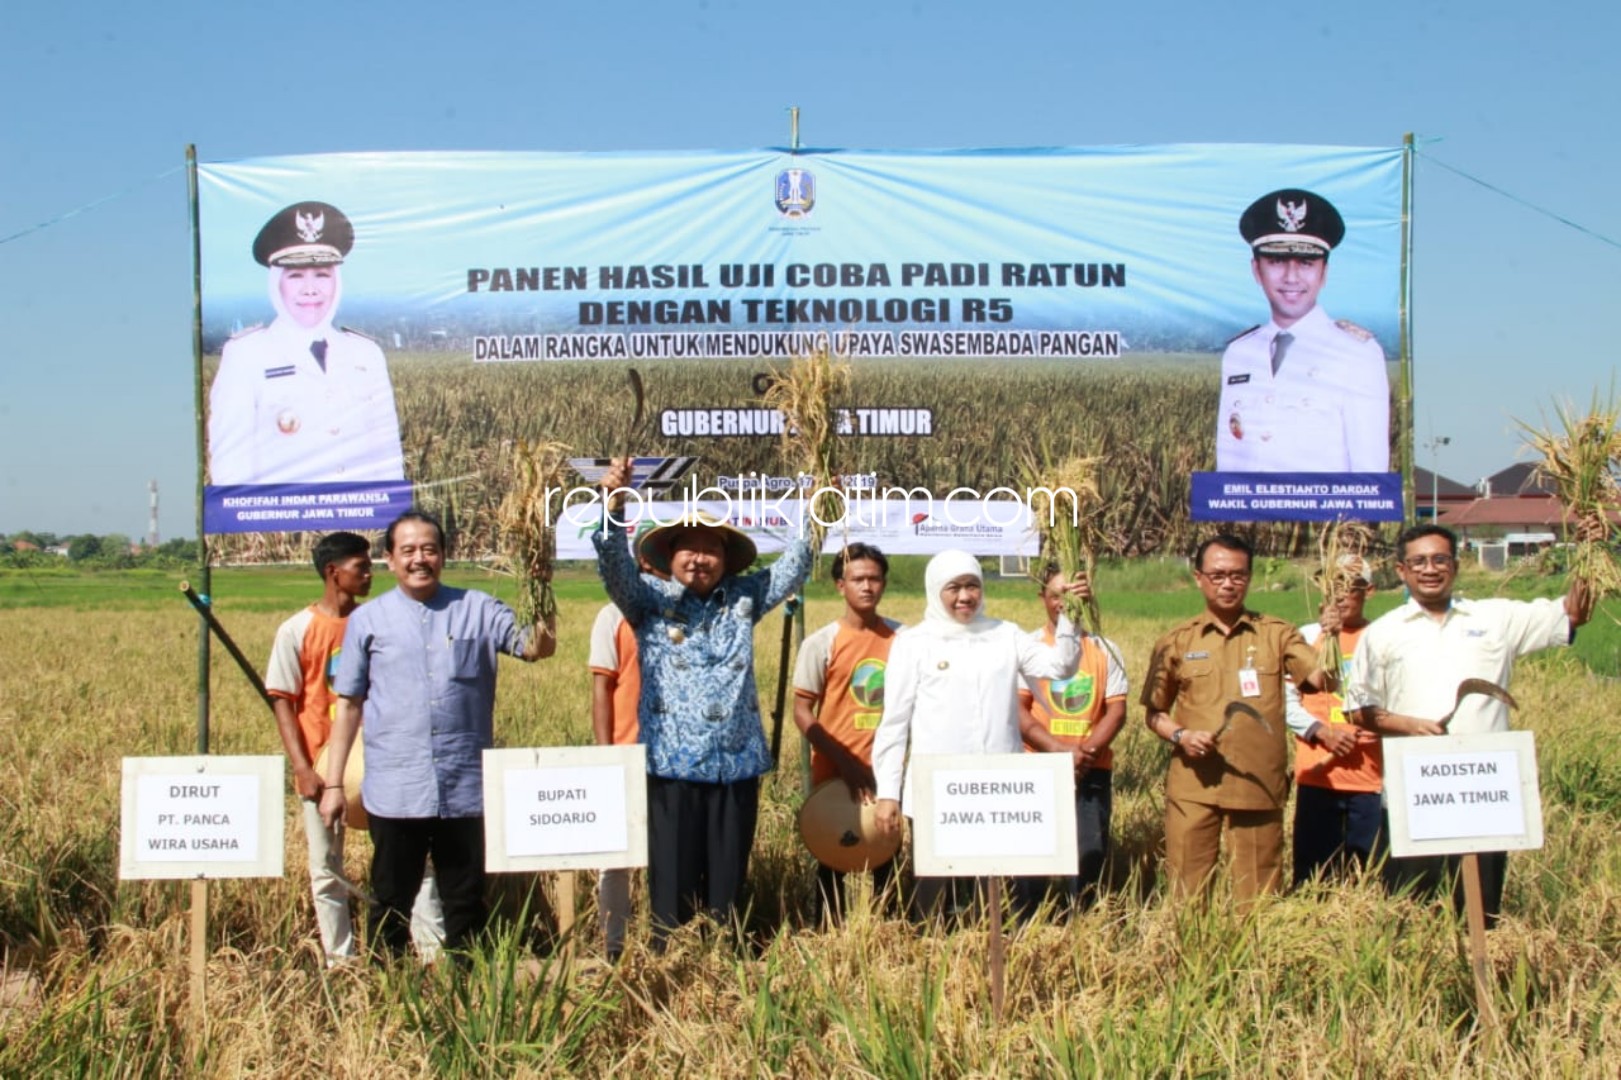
[594,461,812,944]
[320,510,556,959]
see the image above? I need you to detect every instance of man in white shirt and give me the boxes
[1347,523,1594,924]
[1215,188,1389,473]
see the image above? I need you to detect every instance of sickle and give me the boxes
[626,368,645,453]
[1437,678,1519,732]
[1214,700,1272,743]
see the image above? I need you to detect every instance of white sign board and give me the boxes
[119,756,285,880]
[1383,731,1543,857]
[909,753,1077,877]
[483,745,648,872]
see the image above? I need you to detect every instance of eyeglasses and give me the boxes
[1198,571,1250,585]
[1402,555,1455,570]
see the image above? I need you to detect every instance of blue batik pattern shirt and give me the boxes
[593,526,812,782]
[333,585,529,818]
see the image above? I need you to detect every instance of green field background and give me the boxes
[1,559,1617,1073]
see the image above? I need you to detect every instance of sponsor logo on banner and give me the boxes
[569,456,699,498]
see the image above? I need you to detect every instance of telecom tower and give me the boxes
[148,480,160,549]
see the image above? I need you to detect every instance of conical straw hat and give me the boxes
[313,737,368,831]
[797,778,900,873]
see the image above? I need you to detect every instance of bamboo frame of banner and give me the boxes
[1399,132,1417,529]
[185,144,212,1028]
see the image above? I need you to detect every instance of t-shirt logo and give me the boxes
[326,646,342,718]
[847,658,887,709]
[1044,672,1095,717]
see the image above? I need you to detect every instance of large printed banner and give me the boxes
[198,146,1405,545]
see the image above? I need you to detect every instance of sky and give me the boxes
[1,0,1616,540]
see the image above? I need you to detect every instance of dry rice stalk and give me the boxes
[762,342,852,562]
[1020,442,1106,635]
[1310,520,1377,676]
[496,438,572,634]
[1518,391,1621,599]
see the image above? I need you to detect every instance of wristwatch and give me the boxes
[1170,727,1186,747]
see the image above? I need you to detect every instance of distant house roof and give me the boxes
[1413,467,1475,499]
[1480,462,1557,497]
[11,540,39,551]
[1438,495,1570,529]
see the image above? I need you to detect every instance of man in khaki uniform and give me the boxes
[1141,534,1332,904]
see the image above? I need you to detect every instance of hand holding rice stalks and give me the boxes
[1020,444,1106,634]
[496,438,571,635]
[1311,520,1376,677]
[1518,391,1621,600]
[762,342,852,562]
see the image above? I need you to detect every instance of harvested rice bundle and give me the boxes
[496,438,572,635]
[1519,393,1621,598]
[1311,520,1377,676]
[762,343,852,561]
[1021,445,1106,635]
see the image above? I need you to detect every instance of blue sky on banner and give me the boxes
[1,0,1616,537]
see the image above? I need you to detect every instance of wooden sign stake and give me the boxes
[1460,854,1500,1033]
[189,879,208,1019]
[556,871,577,951]
[987,876,1005,1023]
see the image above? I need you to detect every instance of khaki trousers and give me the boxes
[1163,797,1282,906]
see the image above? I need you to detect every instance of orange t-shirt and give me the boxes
[1019,628,1128,771]
[587,604,641,745]
[1294,624,1382,792]
[792,619,900,786]
[264,605,348,761]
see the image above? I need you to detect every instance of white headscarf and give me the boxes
[266,264,343,352]
[922,549,998,637]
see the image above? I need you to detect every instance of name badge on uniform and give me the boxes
[1237,666,1261,698]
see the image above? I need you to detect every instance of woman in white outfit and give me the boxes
[872,549,1085,917]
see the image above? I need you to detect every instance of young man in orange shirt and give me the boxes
[792,543,902,920]
[1286,555,1382,886]
[265,531,442,965]
[1015,564,1128,913]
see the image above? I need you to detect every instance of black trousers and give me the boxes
[647,775,760,944]
[368,813,487,956]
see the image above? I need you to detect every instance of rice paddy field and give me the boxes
[1,555,1617,1076]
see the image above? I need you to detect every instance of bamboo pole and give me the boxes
[1399,132,1417,528]
[186,144,210,1022]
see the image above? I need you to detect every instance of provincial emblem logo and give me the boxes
[775,168,815,219]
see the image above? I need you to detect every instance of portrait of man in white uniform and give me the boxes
[1215,188,1390,474]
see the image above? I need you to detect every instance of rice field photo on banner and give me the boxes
[195,144,1405,553]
